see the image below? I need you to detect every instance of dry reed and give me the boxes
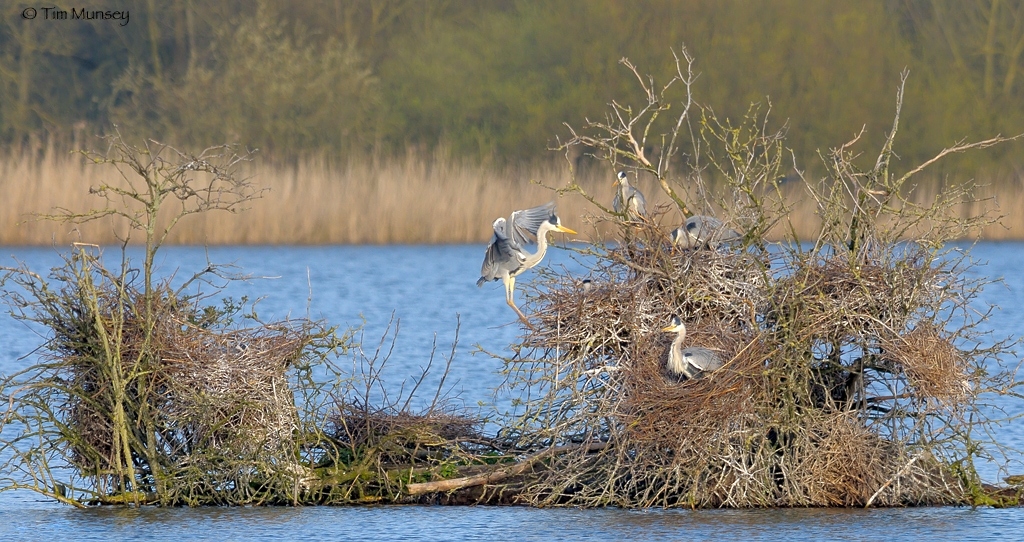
[1,143,1021,246]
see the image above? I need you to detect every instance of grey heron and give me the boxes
[477,202,577,325]
[612,171,647,220]
[670,215,741,250]
[662,316,724,380]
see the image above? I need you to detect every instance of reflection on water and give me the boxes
[2,242,1024,537]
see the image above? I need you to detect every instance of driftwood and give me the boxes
[406,442,608,496]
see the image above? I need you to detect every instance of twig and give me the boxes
[405,442,608,496]
[865,453,922,508]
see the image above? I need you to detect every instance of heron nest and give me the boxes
[497,219,972,508]
[327,402,483,469]
[154,322,304,458]
[39,282,313,502]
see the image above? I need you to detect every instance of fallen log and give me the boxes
[406,442,607,496]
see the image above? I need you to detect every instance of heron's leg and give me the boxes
[503,275,515,305]
[504,276,535,330]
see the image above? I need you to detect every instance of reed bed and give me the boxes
[1,143,1021,246]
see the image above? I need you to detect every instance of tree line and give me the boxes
[2,0,1023,172]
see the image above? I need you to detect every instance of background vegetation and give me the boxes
[2,0,1023,244]
[2,0,1023,168]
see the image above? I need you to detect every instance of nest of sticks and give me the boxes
[328,403,482,463]
[498,220,968,508]
[154,322,305,459]
[768,252,940,341]
[59,285,310,493]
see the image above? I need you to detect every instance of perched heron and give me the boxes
[662,316,724,380]
[612,171,647,220]
[670,215,742,250]
[477,202,577,325]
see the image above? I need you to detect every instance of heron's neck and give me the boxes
[663,327,688,374]
[523,222,554,267]
[673,326,687,351]
[669,327,688,374]
[618,181,630,200]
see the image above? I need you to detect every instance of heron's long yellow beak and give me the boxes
[557,225,577,235]
[662,326,676,332]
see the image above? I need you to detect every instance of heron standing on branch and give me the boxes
[670,215,742,250]
[662,316,724,380]
[478,202,576,326]
[612,171,647,220]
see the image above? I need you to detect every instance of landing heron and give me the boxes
[477,202,576,325]
[662,316,724,380]
[670,215,741,250]
[612,171,647,220]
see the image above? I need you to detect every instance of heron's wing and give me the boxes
[480,218,520,279]
[480,236,521,279]
[685,215,718,241]
[480,237,510,279]
[687,215,741,244]
[683,347,723,372]
[492,216,509,239]
[718,225,742,242]
[508,202,556,246]
[631,187,647,216]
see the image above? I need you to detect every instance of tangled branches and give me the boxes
[489,51,1017,508]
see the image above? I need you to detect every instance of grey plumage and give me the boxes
[662,316,723,379]
[670,215,741,249]
[612,171,647,219]
[478,202,576,323]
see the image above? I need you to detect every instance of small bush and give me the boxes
[0,136,479,506]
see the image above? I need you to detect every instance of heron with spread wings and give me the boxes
[477,202,576,325]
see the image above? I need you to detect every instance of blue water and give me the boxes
[3,504,1024,541]
[1,242,1023,538]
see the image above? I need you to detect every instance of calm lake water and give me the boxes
[1,242,1023,539]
